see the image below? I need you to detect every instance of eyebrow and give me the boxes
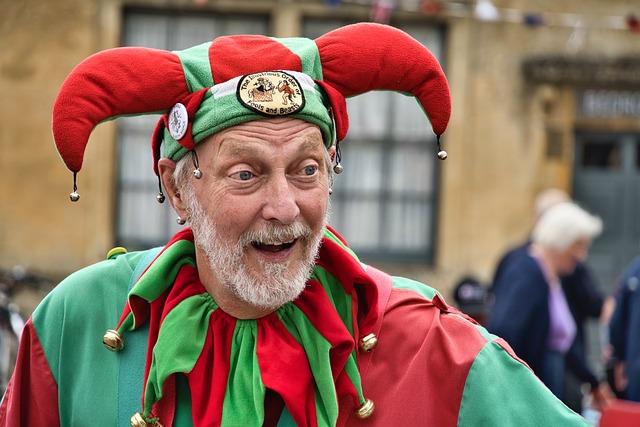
[218,135,324,158]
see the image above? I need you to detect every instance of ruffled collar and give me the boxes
[109,227,379,427]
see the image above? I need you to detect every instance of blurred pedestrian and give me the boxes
[452,276,489,325]
[491,190,612,412]
[489,202,605,405]
[609,255,640,402]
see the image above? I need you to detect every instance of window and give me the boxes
[304,19,444,262]
[117,10,268,248]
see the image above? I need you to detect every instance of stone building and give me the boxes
[2,0,639,305]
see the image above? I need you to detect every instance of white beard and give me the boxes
[184,192,325,309]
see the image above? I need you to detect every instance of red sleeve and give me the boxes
[0,319,60,427]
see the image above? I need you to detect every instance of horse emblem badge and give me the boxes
[237,71,305,116]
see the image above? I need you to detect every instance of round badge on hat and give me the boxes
[168,103,188,140]
[237,71,305,117]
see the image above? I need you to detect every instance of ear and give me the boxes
[158,158,189,219]
[328,145,336,161]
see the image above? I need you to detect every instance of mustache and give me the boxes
[239,222,313,246]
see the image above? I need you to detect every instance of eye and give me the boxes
[302,165,318,176]
[231,170,254,181]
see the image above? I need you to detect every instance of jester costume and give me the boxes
[0,227,587,426]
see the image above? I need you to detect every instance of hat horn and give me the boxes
[315,23,451,137]
[52,47,190,173]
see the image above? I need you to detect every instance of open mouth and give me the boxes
[251,238,298,253]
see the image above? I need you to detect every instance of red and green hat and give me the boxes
[52,23,451,200]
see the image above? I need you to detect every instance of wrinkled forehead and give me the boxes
[199,118,326,159]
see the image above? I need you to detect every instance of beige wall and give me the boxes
[2,0,640,296]
[1,0,120,275]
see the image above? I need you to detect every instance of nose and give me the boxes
[261,173,300,224]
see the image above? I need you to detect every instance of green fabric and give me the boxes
[271,37,323,79]
[311,266,354,335]
[118,246,161,427]
[175,375,195,427]
[391,276,439,300]
[322,229,358,260]
[458,340,589,427]
[129,240,195,309]
[277,304,339,426]
[31,250,147,426]
[144,294,217,414]
[221,321,266,427]
[176,42,214,92]
[161,77,335,162]
[277,408,297,427]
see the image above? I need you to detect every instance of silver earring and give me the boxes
[176,217,186,225]
[192,150,202,179]
[333,141,344,174]
[329,188,333,195]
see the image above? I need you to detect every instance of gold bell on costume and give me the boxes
[102,329,124,351]
[355,398,375,419]
[130,412,148,427]
[359,333,378,352]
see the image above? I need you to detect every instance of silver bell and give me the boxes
[69,191,80,202]
[437,150,448,160]
[193,168,202,179]
[156,193,165,203]
[333,163,344,174]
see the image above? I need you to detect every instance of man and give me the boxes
[0,24,587,426]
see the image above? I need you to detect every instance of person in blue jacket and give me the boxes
[489,202,602,401]
[609,256,640,401]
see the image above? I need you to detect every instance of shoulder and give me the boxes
[33,249,148,324]
[381,276,493,372]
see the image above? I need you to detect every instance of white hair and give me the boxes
[531,202,602,251]
[534,188,569,219]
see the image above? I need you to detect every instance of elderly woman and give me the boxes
[489,202,602,399]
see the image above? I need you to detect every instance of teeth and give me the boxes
[254,238,295,246]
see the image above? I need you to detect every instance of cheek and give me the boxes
[298,192,329,228]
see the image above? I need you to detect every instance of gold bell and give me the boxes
[103,329,124,351]
[130,412,148,427]
[359,333,378,352]
[355,398,375,419]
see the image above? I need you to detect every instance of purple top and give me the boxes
[529,248,577,353]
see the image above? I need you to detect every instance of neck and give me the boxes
[530,243,560,283]
[194,247,276,319]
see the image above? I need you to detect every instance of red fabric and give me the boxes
[294,280,359,404]
[151,88,209,175]
[0,320,60,427]
[210,36,302,84]
[600,399,640,427]
[315,237,378,337]
[187,311,236,426]
[315,23,451,136]
[52,47,189,173]
[257,313,318,426]
[314,81,348,141]
[337,288,488,426]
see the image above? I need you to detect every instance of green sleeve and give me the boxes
[458,340,589,427]
[31,250,146,426]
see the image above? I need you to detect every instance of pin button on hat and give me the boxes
[168,103,188,140]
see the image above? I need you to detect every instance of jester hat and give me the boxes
[52,22,451,200]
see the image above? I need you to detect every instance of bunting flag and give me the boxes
[359,0,640,34]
